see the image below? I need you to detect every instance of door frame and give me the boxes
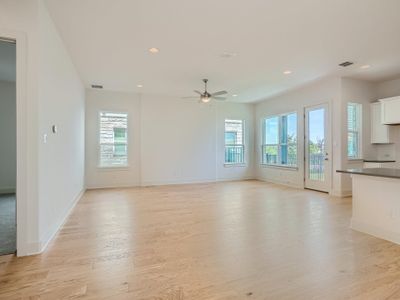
[304,103,332,193]
[0,29,29,256]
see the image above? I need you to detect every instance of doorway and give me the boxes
[304,103,331,193]
[0,38,16,255]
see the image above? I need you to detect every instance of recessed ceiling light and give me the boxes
[220,52,237,58]
[360,64,371,69]
[283,70,292,75]
[232,94,238,97]
[137,84,143,88]
[148,47,159,54]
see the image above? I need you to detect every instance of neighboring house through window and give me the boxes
[99,112,128,167]
[225,119,244,164]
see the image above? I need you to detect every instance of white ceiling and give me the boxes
[0,40,16,82]
[45,0,400,103]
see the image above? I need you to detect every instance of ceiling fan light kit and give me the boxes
[183,79,228,103]
[201,95,211,103]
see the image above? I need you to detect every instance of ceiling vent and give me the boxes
[338,61,354,67]
[91,84,103,89]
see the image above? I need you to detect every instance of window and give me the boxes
[224,119,244,164]
[99,112,128,167]
[347,103,362,159]
[262,113,297,167]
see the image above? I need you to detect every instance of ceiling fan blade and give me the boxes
[182,96,199,100]
[213,96,227,101]
[194,90,203,95]
[211,90,228,96]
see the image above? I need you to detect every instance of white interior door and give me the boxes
[305,104,331,192]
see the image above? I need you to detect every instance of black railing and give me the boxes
[225,145,244,164]
[261,145,297,167]
[308,153,325,181]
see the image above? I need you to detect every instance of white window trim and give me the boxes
[224,119,246,166]
[347,103,363,161]
[98,111,129,169]
[261,111,298,168]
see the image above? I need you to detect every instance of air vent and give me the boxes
[91,84,103,89]
[339,61,354,67]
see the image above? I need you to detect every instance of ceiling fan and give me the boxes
[183,79,228,103]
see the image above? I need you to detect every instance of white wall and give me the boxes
[377,77,400,99]
[140,95,218,185]
[86,89,141,188]
[0,80,16,193]
[85,91,255,187]
[37,1,85,250]
[255,77,344,194]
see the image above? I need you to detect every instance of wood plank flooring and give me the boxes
[1,180,400,299]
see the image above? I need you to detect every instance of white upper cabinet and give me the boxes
[371,102,394,144]
[380,96,400,125]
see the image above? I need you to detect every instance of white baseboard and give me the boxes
[141,177,256,187]
[87,177,256,190]
[256,177,303,189]
[216,176,256,182]
[36,188,85,255]
[0,186,16,194]
[330,189,352,197]
[351,218,400,245]
[140,178,218,187]
[86,183,140,190]
[21,242,42,256]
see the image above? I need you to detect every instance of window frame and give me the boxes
[347,102,363,161]
[98,111,129,169]
[261,112,298,169]
[224,119,246,166]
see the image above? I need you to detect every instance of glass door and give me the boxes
[305,104,330,192]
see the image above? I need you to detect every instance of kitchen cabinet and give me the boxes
[380,96,400,125]
[363,162,396,169]
[371,102,394,144]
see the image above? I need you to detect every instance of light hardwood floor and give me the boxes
[1,180,400,299]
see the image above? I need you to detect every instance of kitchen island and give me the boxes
[337,168,400,245]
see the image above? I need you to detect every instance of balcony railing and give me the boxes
[261,145,297,167]
[225,145,244,164]
[308,153,325,181]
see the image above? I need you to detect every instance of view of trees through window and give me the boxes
[307,108,325,181]
[262,113,297,167]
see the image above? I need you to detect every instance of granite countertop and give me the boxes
[363,159,396,163]
[337,168,400,179]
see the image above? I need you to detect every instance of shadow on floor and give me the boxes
[0,194,16,255]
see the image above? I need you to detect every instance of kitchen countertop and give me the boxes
[337,168,400,179]
[363,159,396,163]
